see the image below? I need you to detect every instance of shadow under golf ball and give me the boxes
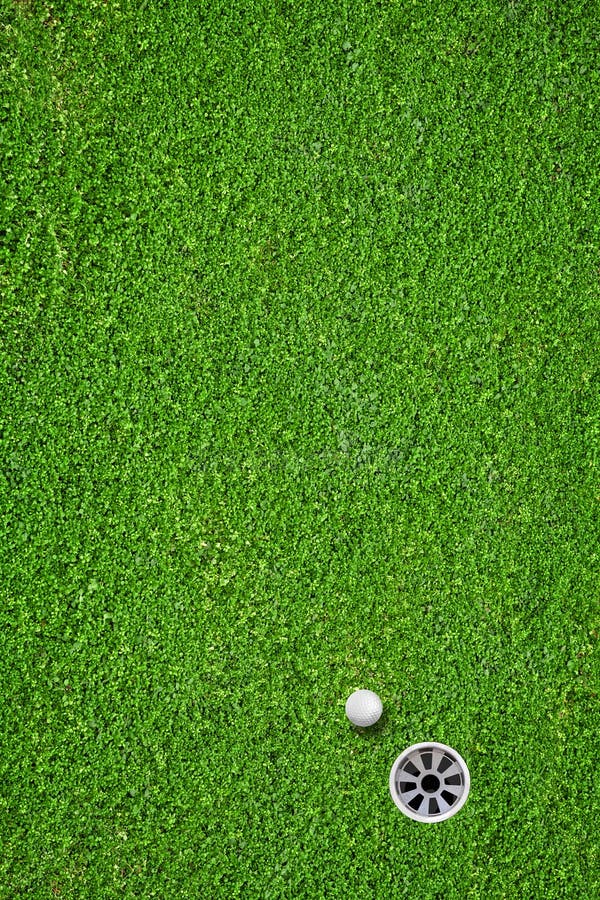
[350,709,388,734]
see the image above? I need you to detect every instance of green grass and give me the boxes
[1,0,599,896]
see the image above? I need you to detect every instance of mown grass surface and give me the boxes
[1,0,599,896]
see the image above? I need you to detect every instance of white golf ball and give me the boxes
[345,689,383,727]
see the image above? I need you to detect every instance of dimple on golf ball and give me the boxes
[345,689,383,727]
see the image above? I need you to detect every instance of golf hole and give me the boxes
[389,742,470,822]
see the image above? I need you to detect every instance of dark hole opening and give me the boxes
[422,774,440,793]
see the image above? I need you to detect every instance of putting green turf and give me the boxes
[2,0,599,896]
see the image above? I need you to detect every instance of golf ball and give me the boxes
[345,689,383,727]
